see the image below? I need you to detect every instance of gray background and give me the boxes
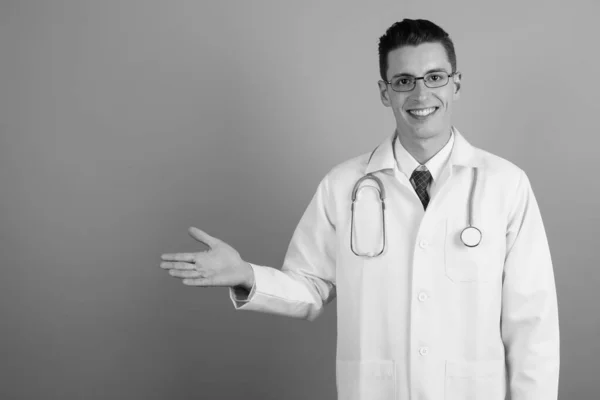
[1,0,598,399]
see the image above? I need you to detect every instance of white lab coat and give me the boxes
[229,128,560,400]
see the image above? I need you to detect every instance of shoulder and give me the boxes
[471,145,535,211]
[321,151,373,189]
[473,145,527,184]
[330,152,371,177]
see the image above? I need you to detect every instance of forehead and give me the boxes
[386,42,451,78]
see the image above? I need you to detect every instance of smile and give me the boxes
[407,107,438,117]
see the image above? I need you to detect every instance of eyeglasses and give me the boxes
[383,71,459,92]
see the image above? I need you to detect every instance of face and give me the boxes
[378,42,461,141]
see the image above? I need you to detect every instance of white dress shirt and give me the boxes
[394,129,455,200]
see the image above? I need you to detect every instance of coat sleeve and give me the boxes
[227,173,337,321]
[501,169,560,400]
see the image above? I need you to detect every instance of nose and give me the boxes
[411,79,431,99]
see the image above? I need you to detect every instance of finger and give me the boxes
[169,269,202,279]
[160,262,196,270]
[182,277,213,286]
[188,227,220,247]
[161,253,197,262]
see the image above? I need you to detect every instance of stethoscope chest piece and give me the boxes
[460,226,482,247]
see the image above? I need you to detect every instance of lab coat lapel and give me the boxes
[448,127,483,169]
[363,131,416,193]
[364,133,396,175]
[431,127,482,201]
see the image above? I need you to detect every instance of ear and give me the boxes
[378,80,392,107]
[452,72,462,100]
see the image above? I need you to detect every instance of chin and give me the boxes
[406,126,440,140]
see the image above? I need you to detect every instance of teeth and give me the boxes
[409,107,436,116]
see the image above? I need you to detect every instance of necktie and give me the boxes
[410,168,432,210]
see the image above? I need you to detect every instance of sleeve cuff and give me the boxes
[229,263,257,308]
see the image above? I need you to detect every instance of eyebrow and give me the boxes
[391,68,448,78]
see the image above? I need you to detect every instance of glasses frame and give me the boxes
[383,71,460,92]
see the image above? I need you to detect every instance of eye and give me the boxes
[428,73,443,81]
[394,76,413,86]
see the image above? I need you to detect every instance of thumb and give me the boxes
[188,226,219,247]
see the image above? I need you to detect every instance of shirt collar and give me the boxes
[364,126,483,175]
[394,129,454,182]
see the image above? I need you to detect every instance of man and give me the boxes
[161,19,560,400]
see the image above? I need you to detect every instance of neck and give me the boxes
[396,127,452,165]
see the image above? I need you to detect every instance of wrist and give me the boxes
[240,262,254,290]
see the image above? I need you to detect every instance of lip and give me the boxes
[406,106,439,111]
[406,106,439,120]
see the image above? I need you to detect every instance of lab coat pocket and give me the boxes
[336,360,396,400]
[445,359,506,400]
[444,218,503,283]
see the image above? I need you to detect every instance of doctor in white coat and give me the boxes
[161,19,560,400]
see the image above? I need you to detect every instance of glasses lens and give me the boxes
[391,76,415,92]
[424,72,449,88]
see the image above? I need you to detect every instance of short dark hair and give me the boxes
[378,19,457,81]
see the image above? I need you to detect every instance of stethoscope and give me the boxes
[350,136,482,258]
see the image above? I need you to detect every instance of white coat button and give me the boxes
[418,292,428,302]
[419,240,428,248]
[419,347,429,356]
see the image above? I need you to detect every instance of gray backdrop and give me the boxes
[1,0,598,399]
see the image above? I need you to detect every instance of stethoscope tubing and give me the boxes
[468,168,477,227]
[350,174,387,257]
[350,137,481,256]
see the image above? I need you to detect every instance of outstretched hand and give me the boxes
[160,227,254,288]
